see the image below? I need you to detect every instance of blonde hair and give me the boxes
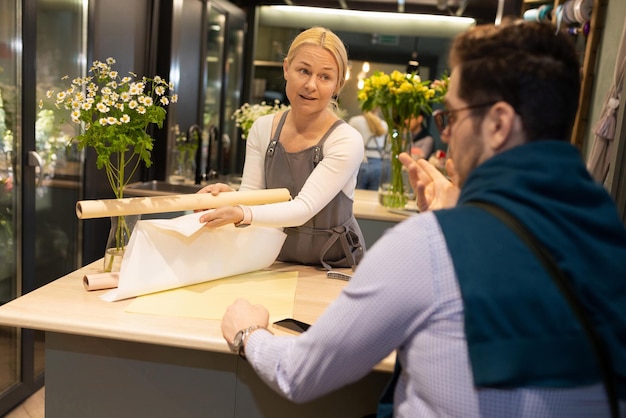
[364,111,386,136]
[285,27,349,96]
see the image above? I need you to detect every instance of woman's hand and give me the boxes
[195,183,239,226]
[221,298,270,346]
[399,153,460,212]
[196,182,235,198]
[198,205,244,228]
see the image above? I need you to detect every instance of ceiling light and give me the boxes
[258,6,476,38]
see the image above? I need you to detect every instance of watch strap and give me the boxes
[235,325,267,358]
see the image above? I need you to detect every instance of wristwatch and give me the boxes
[231,325,267,358]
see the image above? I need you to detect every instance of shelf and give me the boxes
[254,60,283,67]
[571,0,607,149]
[521,0,607,149]
[522,0,553,4]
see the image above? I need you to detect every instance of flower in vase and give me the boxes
[35,109,71,175]
[171,124,198,180]
[41,58,177,199]
[358,70,447,208]
[39,57,177,271]
[232,100,290,139]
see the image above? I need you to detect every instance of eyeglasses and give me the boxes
[432,102,497,134]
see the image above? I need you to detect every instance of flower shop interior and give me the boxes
[1,0,626,415]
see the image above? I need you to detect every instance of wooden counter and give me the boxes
[353,189,415,247]
[0,261,393,418]
[353,189,415,223]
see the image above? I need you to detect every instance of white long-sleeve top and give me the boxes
[238,114,363,228]
[245,211,610,417]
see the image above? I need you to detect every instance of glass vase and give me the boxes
[103,214,140,273]
[168,148,196,184]
[378,128,412,208]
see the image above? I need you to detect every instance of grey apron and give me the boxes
[265,111,365,270]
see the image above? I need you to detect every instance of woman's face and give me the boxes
[283,45,339,115]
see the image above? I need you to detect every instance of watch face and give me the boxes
[232,330,244,352]
[233,331,243,352]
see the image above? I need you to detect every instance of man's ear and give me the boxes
[484,101,516,151]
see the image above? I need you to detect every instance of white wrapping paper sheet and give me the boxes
[100,211,287,302]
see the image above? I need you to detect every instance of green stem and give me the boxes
[104,215,133,272]
[105,251,115,272]
[117,150,125,199]
[102,147,148,270]
[124,151,143,190]
[381,128,409,208]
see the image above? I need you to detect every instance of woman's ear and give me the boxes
[484,101,516,151]
[283,59,289,79]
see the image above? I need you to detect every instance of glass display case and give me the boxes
[1,0,245,412]
[0,0,86,413]
[166,0,245,183]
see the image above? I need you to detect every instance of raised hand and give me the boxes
[399,153,460,212]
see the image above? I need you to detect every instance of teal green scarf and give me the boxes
[436,141,626,395]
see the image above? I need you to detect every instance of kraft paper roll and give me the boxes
[76,188,291,219]
[83,272,119,291]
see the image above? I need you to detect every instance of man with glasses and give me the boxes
[221,21,626,417]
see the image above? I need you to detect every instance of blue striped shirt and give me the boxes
[246,211,617,417]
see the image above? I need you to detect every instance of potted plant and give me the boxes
[41,57,177,271]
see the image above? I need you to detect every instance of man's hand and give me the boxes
[221,298,270,346]
[399,153,460,212]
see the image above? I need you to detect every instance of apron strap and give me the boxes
[319,225,360,270]
[267,111,290,157]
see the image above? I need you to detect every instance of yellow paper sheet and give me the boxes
[124,270,298,322]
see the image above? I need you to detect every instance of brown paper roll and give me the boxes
[83,272,119,291]
[76,188,291,219]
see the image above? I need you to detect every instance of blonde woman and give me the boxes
[198,27,365,270]
[348,109,388,190]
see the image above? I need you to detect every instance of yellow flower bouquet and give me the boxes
[358,70,447,208]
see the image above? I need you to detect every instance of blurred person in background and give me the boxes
[349,109,388,190]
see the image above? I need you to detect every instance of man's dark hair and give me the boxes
[449,21,581,142]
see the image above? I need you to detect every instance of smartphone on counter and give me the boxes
[272,318,311,335]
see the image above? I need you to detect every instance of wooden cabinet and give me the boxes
[521,0,607,149]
